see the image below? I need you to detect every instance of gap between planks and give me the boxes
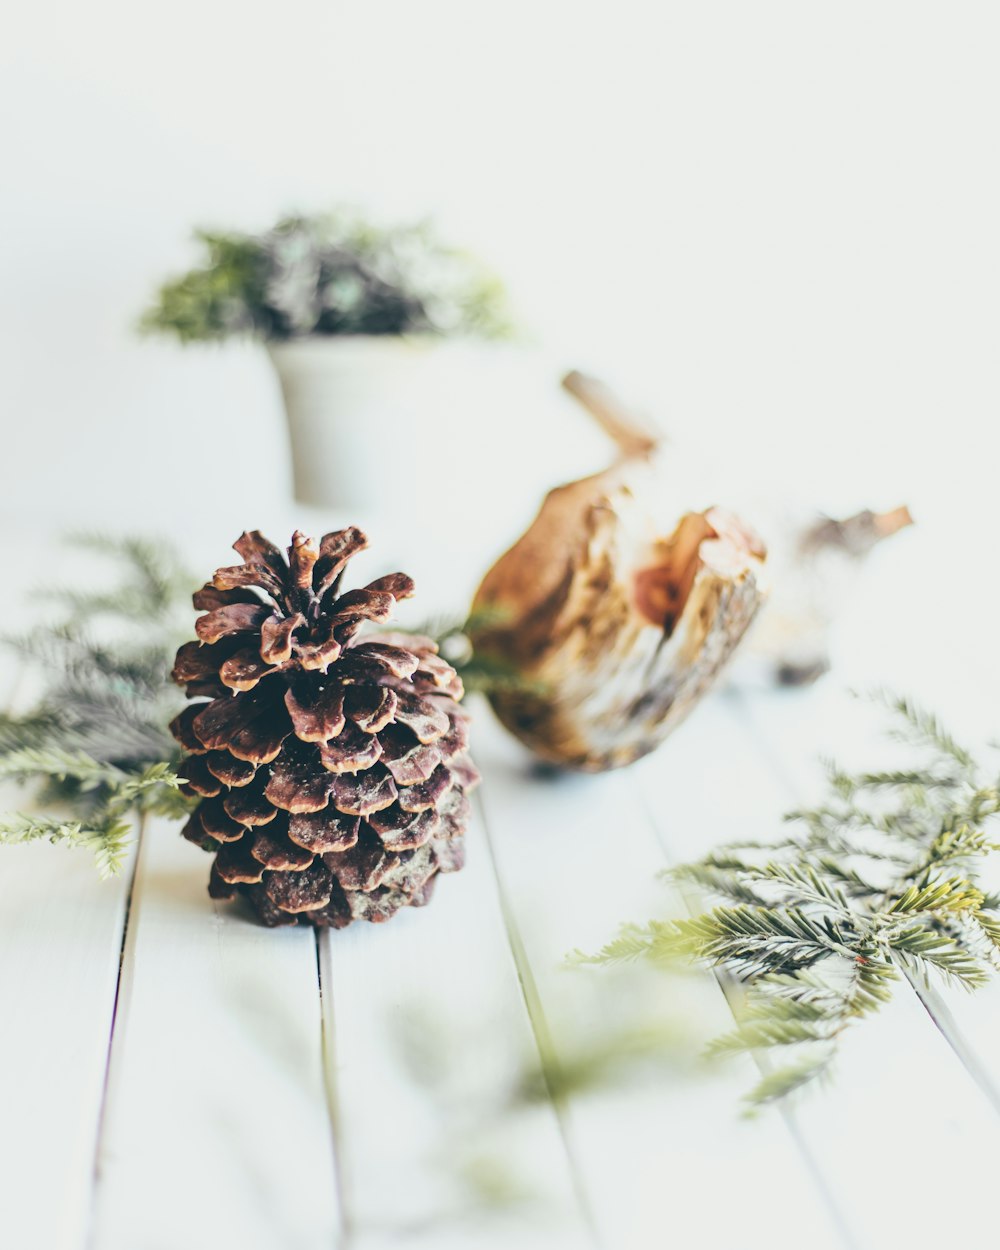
[314,795,592,1250]
[641,803,862,1250]
[474,709,849,1250]
[83,816,145,1250]
[651,685,1000,1249]
[314,932,353,1248]
[88,815,342,1250]
[474,790,603,1247]
[0,540,138,1250]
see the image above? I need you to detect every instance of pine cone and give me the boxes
[169,528,479,928]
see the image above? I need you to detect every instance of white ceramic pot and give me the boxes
[268,335,448,511]
[266,339,613,572]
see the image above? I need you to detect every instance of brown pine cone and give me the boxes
[170,528,479,928]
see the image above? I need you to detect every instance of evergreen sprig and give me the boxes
[0,535,525,878]
[0,535,196,874]
[574,696,1000,1106]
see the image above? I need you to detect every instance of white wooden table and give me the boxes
[2,512,998,1250]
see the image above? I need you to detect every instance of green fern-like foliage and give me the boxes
[0,535,196,876]
[0,536,526,878]
[141,210,515,344]
[575,693,1000,1106]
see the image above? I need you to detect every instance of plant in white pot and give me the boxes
[142,211,515,509]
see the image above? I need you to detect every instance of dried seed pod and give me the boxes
[470,374,767,772]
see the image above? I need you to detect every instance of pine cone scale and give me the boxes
[223,779,278,826]
[287,809,359,853]
[284,685,347,742]
[205,751,256,787]
[194,602,272,643]
[318,729,383,774]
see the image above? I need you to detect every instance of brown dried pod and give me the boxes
[171,528,479,927]
[470,373,767,771]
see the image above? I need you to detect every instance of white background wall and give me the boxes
[2,2,998,601]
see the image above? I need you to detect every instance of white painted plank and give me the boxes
[475,709,848,1250]
[642,688,1000,1249]
[0,828,134,1250]
[319,799,592,1250]
[827,528,1000,1115]
[90,817,341,1250]
[0,530,136,1250]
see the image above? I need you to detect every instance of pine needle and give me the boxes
[578,694,1000,1107]
[0,534,196,874]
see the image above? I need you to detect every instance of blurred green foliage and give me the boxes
[141,210,516,343]
[0,534,196,874]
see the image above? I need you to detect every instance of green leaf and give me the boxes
[885,876,985,915]
[887,925,990,988]
[869,689,975,770]
[975,911,1000,952]
[0,811,133,878]
[672,860,768,906]
[744,1051,835,1106]
[707,1011,827,1058]
[0,746,127,790]
[0,532,194,879]
[566,925,656,967]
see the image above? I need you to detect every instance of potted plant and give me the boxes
[142,211,515,509]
